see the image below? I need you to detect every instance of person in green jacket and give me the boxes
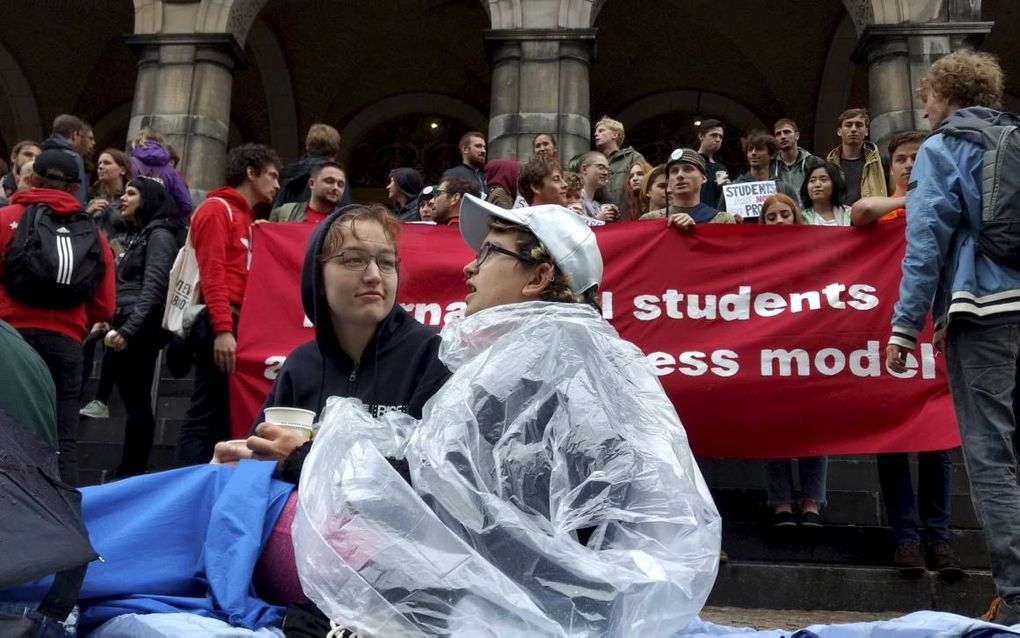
[0,318,57,449]
[594,116,646,208]
[269,161,346,224]
[825,108,887,205]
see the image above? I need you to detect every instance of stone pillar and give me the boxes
[484,29,597,163]
[125,33,245,192]
[851,22,991,150]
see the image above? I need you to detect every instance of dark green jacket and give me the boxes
[0,319,57,448]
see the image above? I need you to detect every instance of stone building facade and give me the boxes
[0,0,1016,195]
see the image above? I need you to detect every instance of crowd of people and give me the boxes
[2,46,1020,633]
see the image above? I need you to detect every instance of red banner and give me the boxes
[232,220,959,457]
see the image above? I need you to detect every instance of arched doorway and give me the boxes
[347,113,481,201]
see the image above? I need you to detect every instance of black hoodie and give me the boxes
[252,207,451,431]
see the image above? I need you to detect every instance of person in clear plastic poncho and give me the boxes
[294,194,721,637]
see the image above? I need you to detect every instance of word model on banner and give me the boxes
[722,181,777,219]
[231,220,958,458]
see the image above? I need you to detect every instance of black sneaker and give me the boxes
[893,541,926,579]
[799,511,823,528]
[772,510,796,527]
[927,541,964,582]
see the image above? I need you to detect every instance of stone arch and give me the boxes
[133,0,270,46]
[91,102,133,153]
[813,14,858,152]
[338,93,489,168]
[841,0,875,35]
[614,90,766,139]
[487,0,597,28]
[246,17,299,162]
[0,41,43,149]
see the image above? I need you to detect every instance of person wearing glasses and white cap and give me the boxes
[294,195,721,636]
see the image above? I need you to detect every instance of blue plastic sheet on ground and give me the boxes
[678,611,1020,638]
[90,612,285,637]
[1,461,292,634]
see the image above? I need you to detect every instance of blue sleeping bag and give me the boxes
[1,461,293,633]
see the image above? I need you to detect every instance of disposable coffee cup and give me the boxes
[715,170,728,183]
[264,407,316,441]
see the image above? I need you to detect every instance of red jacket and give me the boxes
[0,188,117,342]
[190,187,254,334]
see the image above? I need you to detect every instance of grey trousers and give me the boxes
[947,322,1020,605]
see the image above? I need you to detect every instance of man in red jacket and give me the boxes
[175,143,281,466]
[0,150,116,485]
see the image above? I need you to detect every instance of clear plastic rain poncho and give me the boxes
[293,301,721,637]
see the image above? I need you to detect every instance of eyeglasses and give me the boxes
[475,241,537,267]
[320,249,399,274]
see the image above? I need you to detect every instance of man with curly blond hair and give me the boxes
[885,49,1019,624]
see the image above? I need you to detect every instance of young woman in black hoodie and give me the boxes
[214,204,450,464]
[104,177,180,477]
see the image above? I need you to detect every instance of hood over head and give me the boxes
[132,140,172,168]
[9,187,83,214]
[390,168,423,198]
[127,176,175,228]
[485,159,519,198]
[301,206,402,356]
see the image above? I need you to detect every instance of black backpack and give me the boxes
[941,113,1020,270]
[3,203,106,307]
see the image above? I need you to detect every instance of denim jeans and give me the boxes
[946,322,1020,606]
[764,457,828,506]
[876,450,953,544]
[18,329,83,486]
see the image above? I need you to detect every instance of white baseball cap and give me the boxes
[459,194,603,294]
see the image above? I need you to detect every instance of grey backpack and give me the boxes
[942,113,1020,270]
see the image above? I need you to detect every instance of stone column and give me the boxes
[851,22,991,149]
[125,33,245,192]
[484,29,597,163]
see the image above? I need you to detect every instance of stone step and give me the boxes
[77,441,176,476]
[713,487,981,529]
[721,522,989,569]
[703,455,973,495]
[708,561,995,615]
[79,412,187,449]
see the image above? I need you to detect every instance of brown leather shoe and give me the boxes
[893,541,925,578]
[927,541,963,582]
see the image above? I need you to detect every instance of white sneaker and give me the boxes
[80,400,109,419]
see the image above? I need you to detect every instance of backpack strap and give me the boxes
[205,196,234,222]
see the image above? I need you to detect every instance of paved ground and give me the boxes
[700,607,904,631]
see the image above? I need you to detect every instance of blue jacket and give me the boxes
[890,106,1020,349]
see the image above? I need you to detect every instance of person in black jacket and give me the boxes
[104,177,180,477]
[214,203,451,463]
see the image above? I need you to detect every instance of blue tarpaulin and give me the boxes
[1,461,292,634]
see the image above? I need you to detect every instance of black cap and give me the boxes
[419,185,437,201]
[33,150,80,184]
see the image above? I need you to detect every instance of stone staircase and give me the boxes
[703,455,995,615]
[77,360,995,617]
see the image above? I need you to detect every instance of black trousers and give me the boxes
[175,313,232,466]
[18,329,83,485]
[81,332,116,403]
[111,340,162,477]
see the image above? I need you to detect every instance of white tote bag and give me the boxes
[162,198,232,338]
